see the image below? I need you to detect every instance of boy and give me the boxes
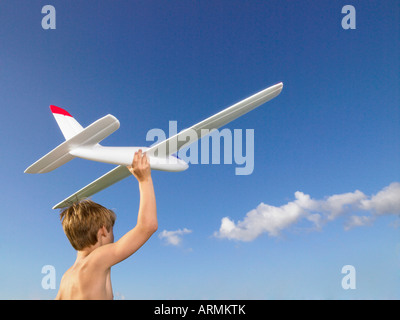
[55,150,157,300]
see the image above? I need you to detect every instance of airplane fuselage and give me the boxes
[70,145,189,172]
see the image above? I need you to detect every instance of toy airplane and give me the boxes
[25,82,283,209]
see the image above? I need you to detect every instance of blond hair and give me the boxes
[60,200,116,250]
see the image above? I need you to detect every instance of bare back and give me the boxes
[56,253,113,300]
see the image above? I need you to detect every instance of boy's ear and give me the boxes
[97,226,107,239]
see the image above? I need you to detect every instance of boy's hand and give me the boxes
[127,150,151,182]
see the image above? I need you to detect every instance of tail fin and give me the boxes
[24,108,120,174]
[50,105,84,140]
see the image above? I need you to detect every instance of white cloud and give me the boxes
[344,215,374,230]
[359,182,400,215]
[215,191,316,241]
[214,182,400,242]
[322,190,367,220]
[114,292,126,300]
[158,228,192,246]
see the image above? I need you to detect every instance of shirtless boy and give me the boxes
[55,150,157,299]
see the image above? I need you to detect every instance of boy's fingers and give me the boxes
[132,151,140,166]
[130,150,150,171]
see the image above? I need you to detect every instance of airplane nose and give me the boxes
[179,158,189,171]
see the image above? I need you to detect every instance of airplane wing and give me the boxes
[146,82,283,157]
[53,165,131,209]
[53,82,283,209]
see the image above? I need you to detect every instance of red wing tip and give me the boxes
[50,105,73,117]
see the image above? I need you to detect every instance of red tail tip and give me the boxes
[50,105,73,117]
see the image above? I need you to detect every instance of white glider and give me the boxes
[25,82,283,209]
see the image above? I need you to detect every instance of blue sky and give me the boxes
[0,1,399,299]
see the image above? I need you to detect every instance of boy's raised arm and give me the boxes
[95,150,157,268]
[129,150,158,232]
